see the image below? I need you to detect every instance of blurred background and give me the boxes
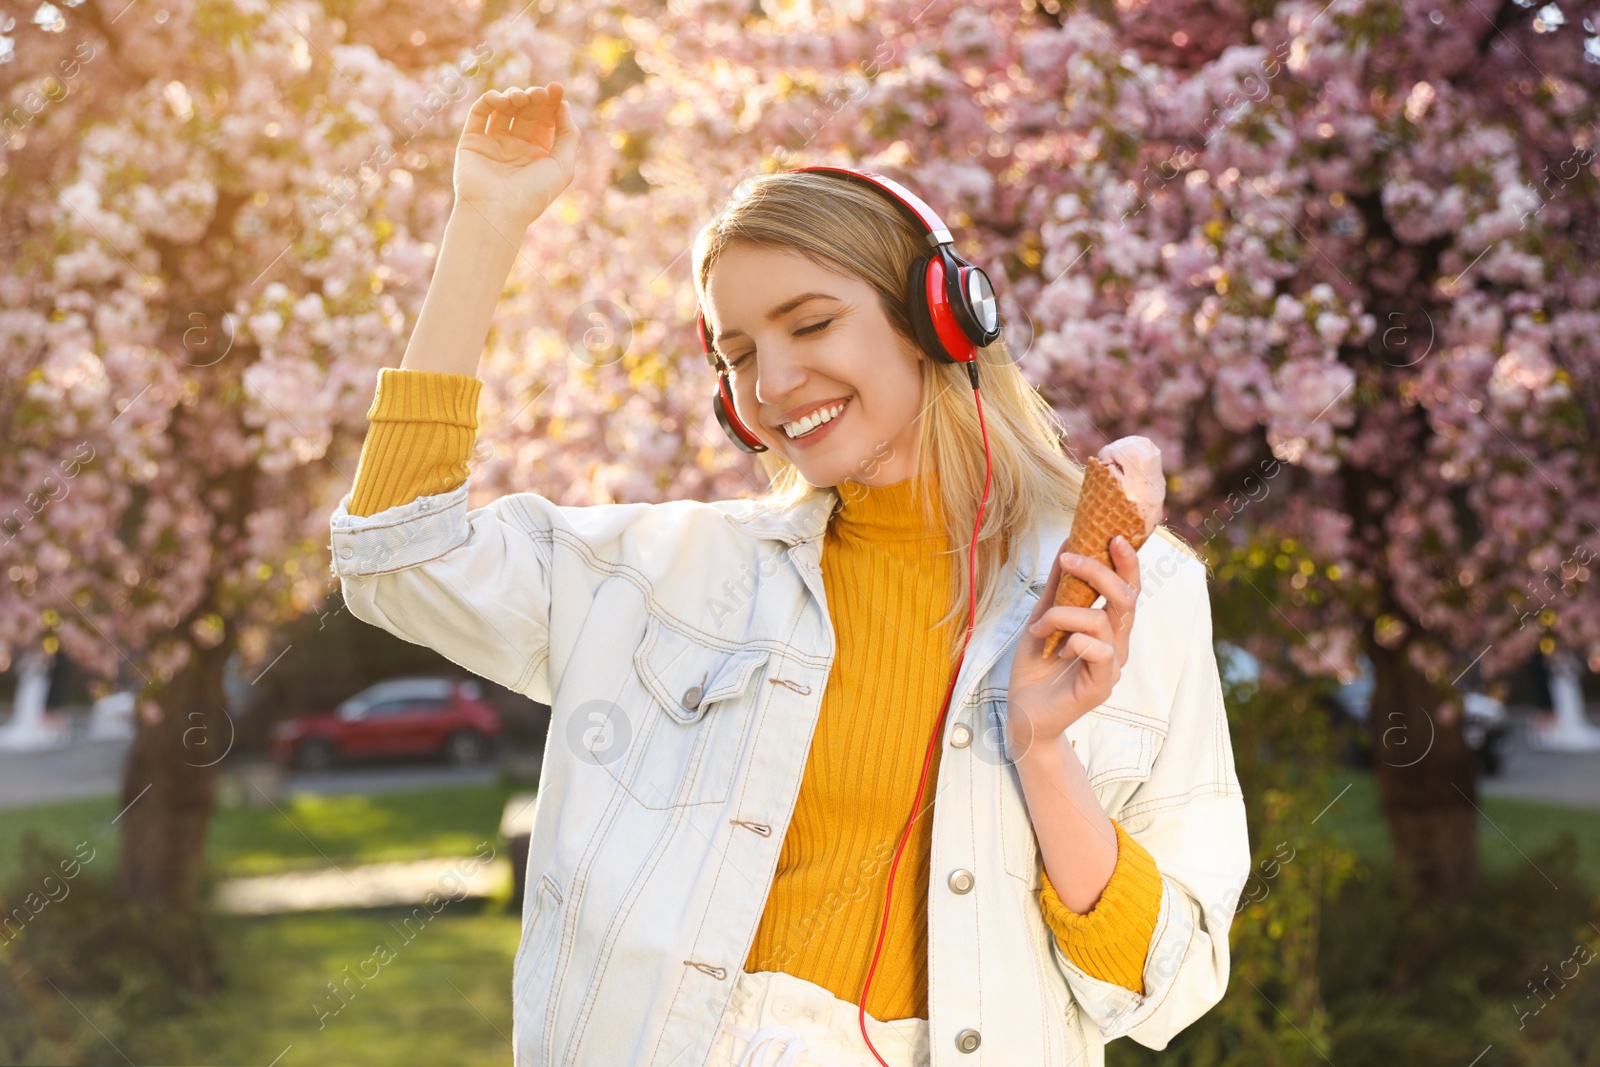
[2,0,1598,1064]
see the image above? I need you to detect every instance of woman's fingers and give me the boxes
[1029,604,1114,649]
[1057,634,1119,706]
[465,91,498,137]
[1059,546,1138,615]
[511,84,564,146]
[508,87,542,140]
[1043,631,1118,692]
[485,99,515,140]
[467,89,521,137]
[547,98,580,172]
[1060,631,1116,666]
[467,84,564,142]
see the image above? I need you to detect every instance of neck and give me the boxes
[830,466,946,544]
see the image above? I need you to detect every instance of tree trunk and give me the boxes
[1364,632,1481,909]
[115,636,234,992]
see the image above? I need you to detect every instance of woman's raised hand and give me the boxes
[454,82,581,230]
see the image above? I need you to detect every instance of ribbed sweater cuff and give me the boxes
[347,369,483,518]
[1037,818,1164,995]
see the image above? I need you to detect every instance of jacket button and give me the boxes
[339,547,353,559]
[948,868,974,894]
[955,1028,981,1053]
[950,722,972,748]
[681,686,703,710]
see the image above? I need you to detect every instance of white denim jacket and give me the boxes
[328,477,1251,1067]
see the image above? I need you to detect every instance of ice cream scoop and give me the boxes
[1041,436,1166,660]
[1097,436,1165,535]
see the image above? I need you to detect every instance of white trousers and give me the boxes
[705,968,931,1067]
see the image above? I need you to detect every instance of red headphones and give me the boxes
[698,166,1003,453]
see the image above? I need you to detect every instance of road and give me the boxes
[1,715,1594,812]
[0,733,536,811]
[1480,734,1600,811]
[0,735,132,809]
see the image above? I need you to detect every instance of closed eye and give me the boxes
[727,319,833,369]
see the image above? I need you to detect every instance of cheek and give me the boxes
[730,376,759,414]
[868,375,924,431]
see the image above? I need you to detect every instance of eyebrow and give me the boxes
[713,292,842,348]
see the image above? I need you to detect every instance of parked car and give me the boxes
[270,677,502,770]
[1214,643,1512,776]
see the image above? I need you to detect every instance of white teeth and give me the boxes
[784,401,846,439]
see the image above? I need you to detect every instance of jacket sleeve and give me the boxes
[328,368,561,701]
[1046,562,1252,1049]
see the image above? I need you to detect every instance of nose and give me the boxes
[753,349,808,413]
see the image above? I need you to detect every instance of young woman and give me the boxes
[330,83,1251,1067]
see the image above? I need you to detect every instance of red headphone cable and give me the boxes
[856,360,993,1064]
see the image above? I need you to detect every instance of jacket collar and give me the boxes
[723,486,1073,596]
[1019,514,1073,594]
[721,485,838,546]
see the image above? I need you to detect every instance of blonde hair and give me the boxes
[692,169,1201,664]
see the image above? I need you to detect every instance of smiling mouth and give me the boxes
[781,398,850,440]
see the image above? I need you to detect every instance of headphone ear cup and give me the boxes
[906,254,956,364]
[713,374,767,453]
[949,259,1002,349]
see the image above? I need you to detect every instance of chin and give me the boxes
[787,458,849,491]
[780,422,893,489]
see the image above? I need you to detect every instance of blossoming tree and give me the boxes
[0,0,585,976]
[464,0,1600,906]
[4,0,1596,997]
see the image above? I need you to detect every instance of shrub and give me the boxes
[0,834,220,1065]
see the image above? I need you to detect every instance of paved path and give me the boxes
[214,855,510,914]
[1480,719,1600,812]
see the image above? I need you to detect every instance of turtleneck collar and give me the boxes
[830,465,947,544]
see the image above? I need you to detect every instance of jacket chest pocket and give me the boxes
[625,614,770,809]
[991,696,1164,886]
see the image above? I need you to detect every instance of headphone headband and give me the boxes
[793,166,956,248]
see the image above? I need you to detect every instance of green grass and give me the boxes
[0,794,119,882]
[209,781,523,877]
[0,780,524,880]
[131,907,518,1066]
[1302,771,1600,886]
[3,782,527,1066]
[6,770,1597,1067]
[7,770,1595,888]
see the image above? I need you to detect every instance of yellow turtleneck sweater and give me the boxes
[345,368,1165,1020]
[739,462,960,1021]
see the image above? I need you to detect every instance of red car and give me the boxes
[271,677,502,770]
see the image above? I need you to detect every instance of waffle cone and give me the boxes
[1041,456,1152,659]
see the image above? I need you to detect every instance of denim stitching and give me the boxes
[560,750,702,1063]
[649,612,817,1067]
[1103,875,1195,1042]
[1115,781,1242,822]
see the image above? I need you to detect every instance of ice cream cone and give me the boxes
[1042,456,1154,660]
